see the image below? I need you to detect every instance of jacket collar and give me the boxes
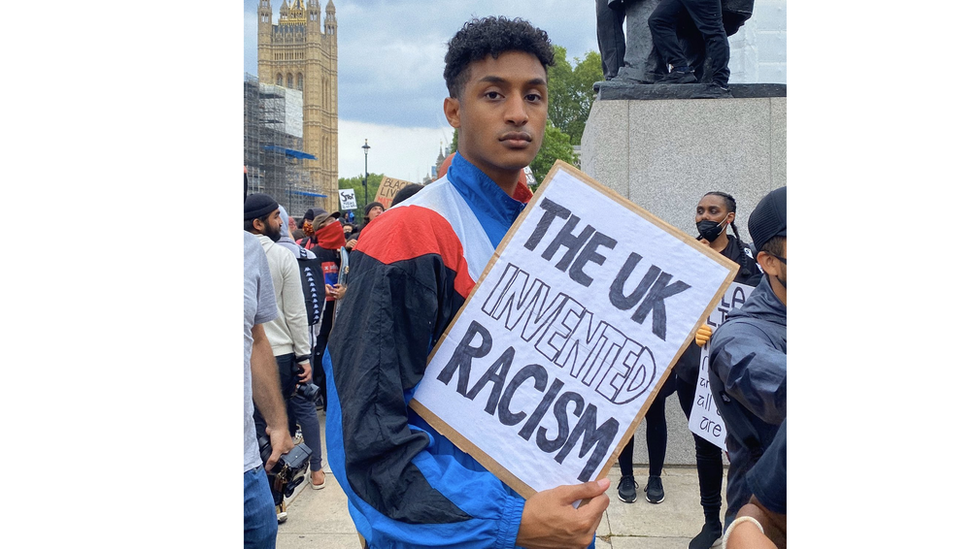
[446,153,533,247]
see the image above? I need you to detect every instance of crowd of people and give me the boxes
[243,14,785,549]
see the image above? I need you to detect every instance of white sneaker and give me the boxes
[276,503,288,524]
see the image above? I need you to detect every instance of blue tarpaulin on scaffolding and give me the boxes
[289,190,329,198]
[263,145,317,160]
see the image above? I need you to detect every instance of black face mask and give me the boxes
[696,216,728,242]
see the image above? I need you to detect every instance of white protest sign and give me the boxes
[410,161,738,497]
[338,188,358,211]
[687,281,754,451]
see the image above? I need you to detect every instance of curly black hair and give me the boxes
[443,16,555,99]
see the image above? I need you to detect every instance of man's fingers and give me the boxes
[558,478,611,503]
[265,450,282,472]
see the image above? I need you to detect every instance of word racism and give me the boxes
[434,197,695,482]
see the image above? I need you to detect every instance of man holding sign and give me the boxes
[323,16,610,549]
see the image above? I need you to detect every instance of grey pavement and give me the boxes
[276,407,727,549]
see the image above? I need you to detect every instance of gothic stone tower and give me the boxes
[258,0,339,211]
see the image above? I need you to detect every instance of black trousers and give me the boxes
[650,0,730,86]
[676,376,725,521]
[617,372,724,521]
[596,0,627,79]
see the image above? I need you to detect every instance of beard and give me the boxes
[262,223,282,243]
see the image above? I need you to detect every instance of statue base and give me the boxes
[594,80,787,100]
[580,88,787,261]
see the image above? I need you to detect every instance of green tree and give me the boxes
[547,46,603,146]
[338,173,384,222]
[529,120,577,189]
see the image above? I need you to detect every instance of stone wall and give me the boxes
[581,96,785,244]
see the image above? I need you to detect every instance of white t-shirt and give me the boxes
[244,231,278,472]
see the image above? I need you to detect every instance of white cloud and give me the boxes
[337,119,455,182]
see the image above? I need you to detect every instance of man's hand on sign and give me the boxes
[515,478,610,549]
[695,324,712,347]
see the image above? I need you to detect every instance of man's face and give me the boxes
[758,238,787,303]
[367,205,384,221]
[343,224,352,235]
[259,209,283,242]
[445,51,548,187]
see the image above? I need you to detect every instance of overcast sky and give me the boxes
[243,0,599,182]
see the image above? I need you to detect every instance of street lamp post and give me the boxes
[362,139,370,220]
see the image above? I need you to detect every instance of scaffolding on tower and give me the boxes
[243,73,323,217]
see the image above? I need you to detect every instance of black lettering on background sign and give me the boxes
[731,286,748,309]
[436,320,492,395]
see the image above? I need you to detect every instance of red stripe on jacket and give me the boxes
[355,205,476,299]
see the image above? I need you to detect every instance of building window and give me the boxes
[276,73,283,86]
[297,73,303,90]
[287,74,293,88]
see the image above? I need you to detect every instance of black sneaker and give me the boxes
[657,69,697,84]
[691,83,733,99]
[645,475,665,503]
[688,520,723,549]
[617,475,638,503]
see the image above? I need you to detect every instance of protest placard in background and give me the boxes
[687,282,755,451]
[373,176,414,209]
[410,161,739,497]
[338,188,358,211]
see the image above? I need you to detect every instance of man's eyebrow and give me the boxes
[476,75,548,87]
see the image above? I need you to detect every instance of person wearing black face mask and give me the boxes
[694,191,762,285]
[616,190,761,549]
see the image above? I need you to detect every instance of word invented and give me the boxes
[480,263,657,406]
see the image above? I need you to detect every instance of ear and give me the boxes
[444,97,461,129]
[756,251,781,278]
[727,211,735,224]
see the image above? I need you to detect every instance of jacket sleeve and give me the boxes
[280,252,311,358]
[709,320,786,426]
[325,248,525,548]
